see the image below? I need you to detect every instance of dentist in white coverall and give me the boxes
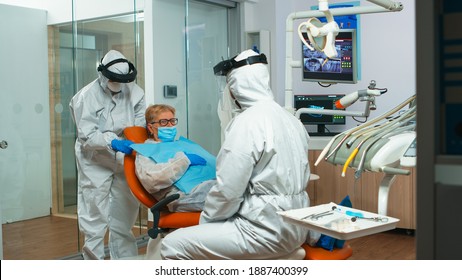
[70,50,146,259]
[161,49,312,259]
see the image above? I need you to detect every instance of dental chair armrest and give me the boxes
[149,193,181,239]
[150,193,181,213]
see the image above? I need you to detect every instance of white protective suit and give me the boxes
[135,139,215,212]
[161,50,311,259]
[69,50,146,260]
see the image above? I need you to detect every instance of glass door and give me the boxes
[151,0,237,155]
[1,4,52,259]
[185,0,230,155]
[49,13,145,217]
[0,6,51,224]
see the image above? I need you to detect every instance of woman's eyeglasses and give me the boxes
[150,118,178,127]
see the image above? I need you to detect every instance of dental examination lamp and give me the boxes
[295,80,385,120]
[296,0,403,60]
[298,0,340,59]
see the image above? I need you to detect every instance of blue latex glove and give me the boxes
[185,152,206,166]
[316,195,352,251]
[111,139,134,154]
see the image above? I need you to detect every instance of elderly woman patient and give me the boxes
[134,104,216,212]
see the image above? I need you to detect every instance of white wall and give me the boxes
[240,0,278,97]
[0,0,49,10]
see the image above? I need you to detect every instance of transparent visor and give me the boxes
[215,75,228,95]
[107,81,122,93]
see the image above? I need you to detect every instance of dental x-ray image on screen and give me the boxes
[302,29,357,84]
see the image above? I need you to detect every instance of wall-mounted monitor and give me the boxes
[294,94,346,136]
[302,29,357,84]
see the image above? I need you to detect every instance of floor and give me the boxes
[2,215,415,260]
[348,228,415,260]
[2,215,148,260]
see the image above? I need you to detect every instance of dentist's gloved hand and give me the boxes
[111,139,134,154]
[185,152,206,166]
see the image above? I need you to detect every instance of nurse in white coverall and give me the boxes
[69,50,146,259]
[161,49,312,259]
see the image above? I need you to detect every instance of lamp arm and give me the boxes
[367,0,403,11]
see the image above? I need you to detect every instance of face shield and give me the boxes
[217,84,234,135]
[97,50,137,93]
[214,51,269,141]
[213,52,268,97]
[107,81,122,93]
[213,53,268,77]
[97,58,137,83]
[215,75,228,96]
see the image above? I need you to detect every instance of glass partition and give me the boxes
[186,0,229,155]
[49,10,144,217]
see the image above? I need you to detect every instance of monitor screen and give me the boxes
[294,94,346,136]
[302,29,357,84]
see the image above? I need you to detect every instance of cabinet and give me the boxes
[307,150,416,230]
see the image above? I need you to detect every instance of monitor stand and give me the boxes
[309,124,340,137]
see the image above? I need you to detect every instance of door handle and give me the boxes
[0,140,8,149]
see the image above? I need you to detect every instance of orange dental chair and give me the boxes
[123,126,201,239]
[123,126,352,260]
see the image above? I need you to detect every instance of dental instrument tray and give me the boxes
[278,202,399,240]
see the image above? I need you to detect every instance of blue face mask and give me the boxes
[157,126,177,142]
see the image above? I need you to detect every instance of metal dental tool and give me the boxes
[344,210,389,223]
[302,205,337,220]
[350,216,389,223]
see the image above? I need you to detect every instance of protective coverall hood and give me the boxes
[227,49,274,112]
